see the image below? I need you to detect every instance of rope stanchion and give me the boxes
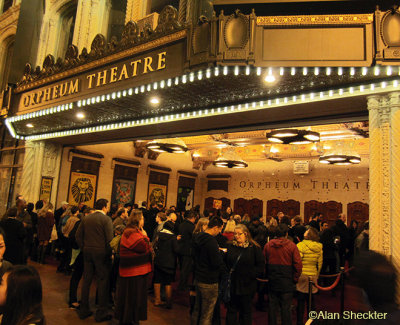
[313,272,341,291]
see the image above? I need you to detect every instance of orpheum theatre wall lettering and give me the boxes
[238,180,369,191]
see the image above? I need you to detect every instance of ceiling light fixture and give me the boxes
[150,97,160,105]
[145,138,188,153]
[213,149,248,169]
[319,154,361,165]
[76,112,85,119]
[267,129,320,144]
[26,123,34,128]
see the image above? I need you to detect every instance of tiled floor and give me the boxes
[35,260,191,325]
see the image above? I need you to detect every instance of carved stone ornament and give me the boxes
[65,44,79,66]
[42,54,55,74]
[380,8,400,47]
[147,150,160,161]
[17,5,185,88]
[224,9,249,49]
[193,16,210,54]
[20,63,33,84]
[121,21,140,47]
[90,34,107,57]
[155,5,182,34]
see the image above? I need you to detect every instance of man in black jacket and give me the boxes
[332,213,350,267]
[177,211,196,291]
[191,217,226,325]
[288,216,306,244]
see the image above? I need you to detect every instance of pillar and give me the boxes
[367,92,400,301]
[73,0,111,52]
[125,0,150,23]
[388,93,400,289]
[20,140,62,206]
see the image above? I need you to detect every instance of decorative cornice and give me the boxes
[178,170,197,178]
[256,14,373,26]
[148,164,172,172]
[16,5,186,92]
[69,148,104,159]
[112,157,141,166]
[207,174,231,179]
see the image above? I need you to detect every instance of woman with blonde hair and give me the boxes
[193,217,209,234]
[296,227,323,325]
[225,224,264,325]
[36,202,54,264]
[115,210,152,325]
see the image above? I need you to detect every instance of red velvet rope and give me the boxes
[313,273,341,291]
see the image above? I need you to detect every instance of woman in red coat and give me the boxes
[115,209,152,325]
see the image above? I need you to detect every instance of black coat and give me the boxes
[332,220,350,256]
[178,219,195,256]
[248,221,268,247]
[320,228,338,259]
[225,243,264,296]
[289,224,306,244]
[154,230,179,274]
[192,232,226,284]
[0,218,26,264]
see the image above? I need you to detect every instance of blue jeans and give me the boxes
[191,282,218,325]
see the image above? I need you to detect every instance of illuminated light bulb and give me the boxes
[303,67,308,75]
[264,74,276,83]
[374,67,380,76]
[350,67,355,75]
[291,67,296,75]
[338,67,343,75]
[182,75,187,83]
[362,67,367,76]
[234,66,239,75]
[280,67,284,76]
[256,67,262,76]
[245,66,250,75]
[326,67,331,75]
[314,67,319,75]
[387,66,392,76]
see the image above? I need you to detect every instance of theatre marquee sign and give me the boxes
[14,38,185,114]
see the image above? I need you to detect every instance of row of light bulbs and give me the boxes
[8,64,396,125]
[12,77,398,141]
[5,64,399,140]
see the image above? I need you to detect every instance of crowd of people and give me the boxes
[0,195,398,325]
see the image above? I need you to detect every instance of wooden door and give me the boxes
[323,201,343,226]
[347,201,369,226]
[304,200,323,224]
[267,199,283,218]
[234,198,247,216]
[282,199,300,218]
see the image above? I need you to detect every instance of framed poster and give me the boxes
[147,183,167,208]
[213,199,222,210]
[112,179,136,207]
[177,187,194,211]
[68,172,97,207]
[39,177,53,202]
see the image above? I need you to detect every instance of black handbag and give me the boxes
[219,251,243,304]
